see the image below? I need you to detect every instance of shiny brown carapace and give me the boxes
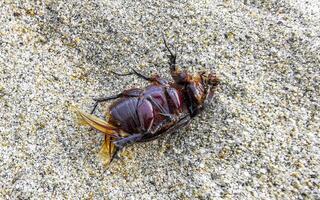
[75,37,220,164]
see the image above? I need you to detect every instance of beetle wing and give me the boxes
[72,106,120,165]
[73,107,117,135]
[99,135,116,165]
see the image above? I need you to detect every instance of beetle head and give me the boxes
[199,71,220,104]
[187,71,220,105]
[174,71,219,103]
[171,67,220,107]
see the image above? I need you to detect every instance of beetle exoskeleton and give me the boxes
[75,36,220,164]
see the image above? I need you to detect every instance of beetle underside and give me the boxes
[75,35,220,165]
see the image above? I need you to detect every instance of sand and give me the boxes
[0,0,319,199]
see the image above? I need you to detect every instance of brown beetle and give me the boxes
[75,37,220,164]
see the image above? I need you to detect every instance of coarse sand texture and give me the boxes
[0,1,319,199]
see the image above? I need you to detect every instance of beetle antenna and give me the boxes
[162,32,177,70]
[162,33,174,56]
[175,34,179,58]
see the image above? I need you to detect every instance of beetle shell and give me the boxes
[75,39,220,164]
[109,83,184,140]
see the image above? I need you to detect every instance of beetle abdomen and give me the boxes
[109,98,153,133]
[108,84,185,136]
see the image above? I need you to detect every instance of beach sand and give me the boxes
[0,0,319,199]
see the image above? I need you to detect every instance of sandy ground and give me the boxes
[0,0,319,199]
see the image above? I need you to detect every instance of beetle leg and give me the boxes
[111,67,152,81]
[149,120,170,135]
[163,113,191,135]
[130,67,152,81]
[122,67,169,85]
[202,86,214,109]
[91,89,144,114]
[149,113,179,135]
[112,66,171,85]
[109,146,120,163]
[113,134,143,149]
[91,94,122,114]
[110,71,133,76]
[159,112,175,121]
[140,113,191,142]
[93,94,122,102]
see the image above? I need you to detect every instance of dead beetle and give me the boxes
[75,36,220,164]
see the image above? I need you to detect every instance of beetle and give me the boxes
[75,36,220,164]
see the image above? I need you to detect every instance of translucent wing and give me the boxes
[73,106,117,135]
[99,135,116,165]
[72,106,120,165]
